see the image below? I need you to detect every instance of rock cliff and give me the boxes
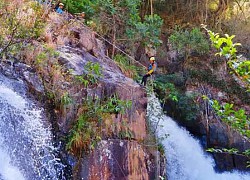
[0,13,163,179]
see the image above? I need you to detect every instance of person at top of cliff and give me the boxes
[75,11,86,23]
[80,12,85,18]
[141,56,157,86]
[55,2,64,14]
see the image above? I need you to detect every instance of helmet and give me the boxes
[149,57,155,61]
[59,3,64,6]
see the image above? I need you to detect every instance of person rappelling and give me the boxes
[141,56,157,86]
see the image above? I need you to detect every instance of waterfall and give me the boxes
[0,143,25,180]
[0,74,65,180]
[147,94,250,180]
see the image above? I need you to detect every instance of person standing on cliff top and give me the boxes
[55,2,64,14]
[141,56,157,86]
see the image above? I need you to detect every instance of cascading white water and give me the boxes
[0,74,65,180]
[0,138,25,180]
[147,94,250,180]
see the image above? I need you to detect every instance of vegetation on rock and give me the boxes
[1,0,250,173]
[66,94,132,156]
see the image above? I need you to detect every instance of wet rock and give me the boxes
[165,82,250,171]
[213,153,250,172]
[14,62,33,74]
[0,60,34,80]
[213,153,234,171]
[23,71,44,93]
[230,131,250,151]
[233,154,250,171]
[78,140,157,180]
[209,123,229,147]
[0,60,16,78]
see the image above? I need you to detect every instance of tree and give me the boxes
[0,0,45,57]
[168,27,209,61]
[90,0,163,57]
[203,26,250,91]
[61,0,95,16]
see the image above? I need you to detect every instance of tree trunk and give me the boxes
[150,0,153,15]
[112,14,116,59]
[112,0,117,59]
[211,0,229,31]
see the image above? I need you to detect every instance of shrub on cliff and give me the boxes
[0,0,46,57]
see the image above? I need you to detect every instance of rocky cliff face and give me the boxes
[78,140,156,180]
[56,45,159,179]
[157,47,250,171]
[185,82,250,171]
[0,14,162,178]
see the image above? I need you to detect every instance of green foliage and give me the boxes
[114,54,142,79]
[35,45,59,65]
[75,62,103,87]
[66,112,101,156]
[231,58,250,90]
[159,176,166,180]
[66,94,132,156]
[187,69,250,104]
[206,30,240,59]
[0,0,46,57]
[234,60,250,77]
[209,99,250,138]
[153,73,199,121]
[60,92,73,106]
[155,73,185,87]
[118,121,133,140]
[102,94,132,115]
[243,149,250,156]
[157,143,165,155]
[133,14,163,48]
[154,74,199,121]
[118,129,133,139]
[122,0,163,48]
[85,61,103,83]
[154,81,179,102]
[30,2,46,38]
[203,27,250,91]
[88,0,163,52]
[223,148,240,154]
[247,162,250,168]
[176,94,199,121]
[201,28,250,148]
[36,52,47,65]
[46,91,55,100]
[169,27,209,59]
[61,0,95,16]
[154,73,186,102]
[206,148,239,154]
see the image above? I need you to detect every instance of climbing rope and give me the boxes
[78,22,147,68]
[41,1,146,69]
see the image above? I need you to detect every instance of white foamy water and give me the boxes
[0,75,65,180]
[0,142,25,180]
[147,94,250,180]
